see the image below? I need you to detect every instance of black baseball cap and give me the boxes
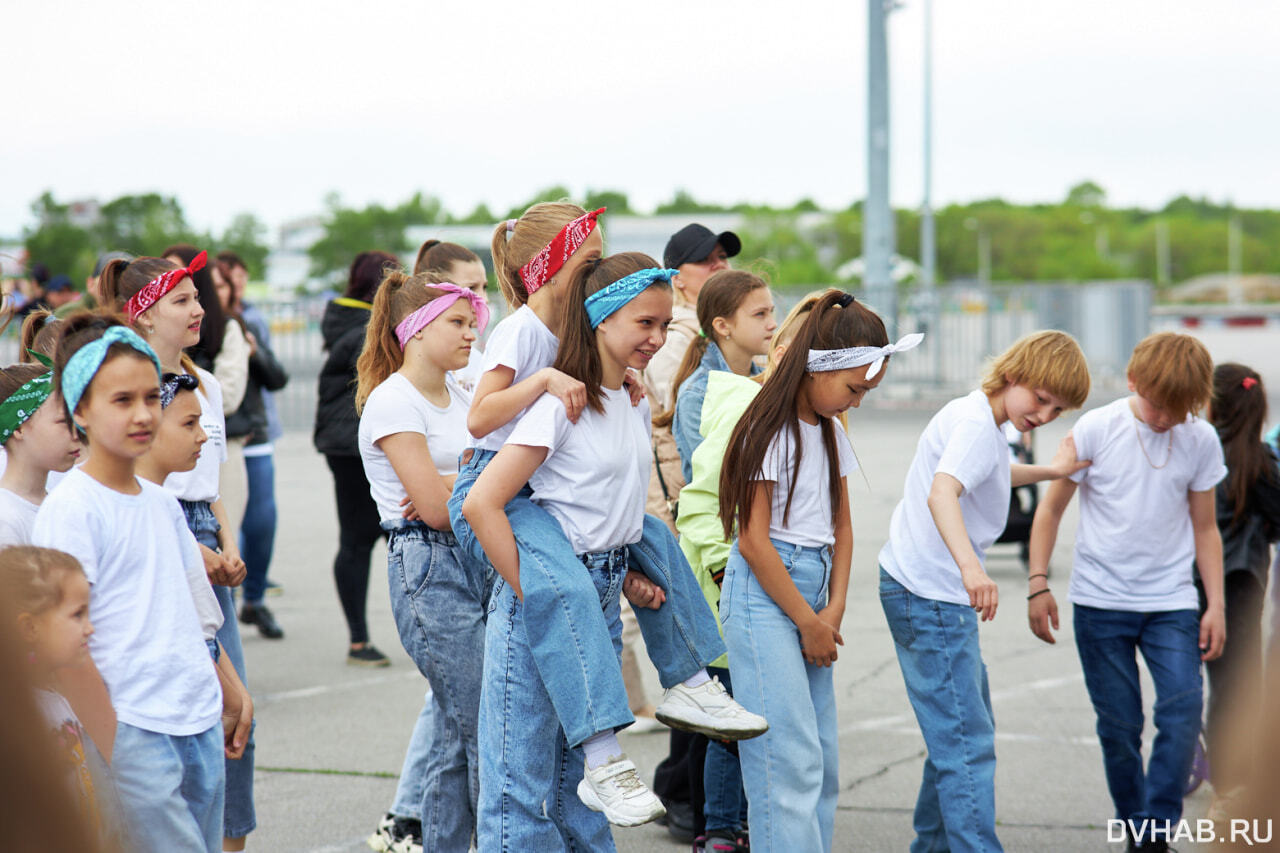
[663,224,742,270]
[44,274,74,292]
[93,250,134,277]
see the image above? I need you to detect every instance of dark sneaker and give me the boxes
[694,832,743,852]
[348,644,391,667]
[239,603,285,639]
[659,797,697,843]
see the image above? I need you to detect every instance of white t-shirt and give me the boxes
[755,419,858,548]
[163,368,227,502]
[473,305,559,453]
[0,487,40,545]
[879,389,1012,606]
[358,373,473,524]
[185,557,224,642]
[1067,397,1227,611]
[32,469,222,736]
[452,344,486,393]
[507,388,651,554]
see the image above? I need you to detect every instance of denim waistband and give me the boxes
[380,518,459,546]
[579,546,629,570]
[460,447,497,470]
[769,537,832,564]
[179,499,220,535]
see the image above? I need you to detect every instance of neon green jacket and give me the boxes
[675,370,762,669]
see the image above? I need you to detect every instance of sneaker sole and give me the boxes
[347,657,391,668]
[575,779,666,827]
[366,832,393,852]
[653,710,768,741]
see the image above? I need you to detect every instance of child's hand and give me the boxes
[623,368,646,407]
[222,686,253,759]
[1049,432,1090,479]
[960,563,999,621]
[623,570,666,610]
[800,614,843,667]
[542,368,587,423]
[400,496,421,521]
[1027,590,1059,644]
[1199,603,1226,661]
[220,546,247,588]
[815,602,845,633]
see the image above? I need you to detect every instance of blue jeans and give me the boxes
[1073,605,1202,837]
[112,721,225,853]
[239,450,277,604]
[703,665,748,834]
[180,499,257,839]
[477,548,626,852]
[390,691,435,820]
[384,520,490,851]
[449,448,726,747]
[723,539,838,853]
[879,569,1001,853]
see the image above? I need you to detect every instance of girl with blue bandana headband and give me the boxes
[32,313,230,853]
[462,252,767,849]
[0,361,81,546]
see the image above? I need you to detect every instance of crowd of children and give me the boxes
[1,202,1277,853]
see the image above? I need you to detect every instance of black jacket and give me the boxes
[313,298,371,457]
[1218,444,1280,586]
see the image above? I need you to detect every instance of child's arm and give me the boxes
[816,478,853,634]
[1025,478,1078,643]
[214,644,253,759]
[1010,432,1089,487]
[1190,488,1227,661]
[738,482,843,666]
[927,474,999,620]
[460,444,549,599]
[380,433,457,531]
[467,366,586,437]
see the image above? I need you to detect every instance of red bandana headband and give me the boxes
[124,250,207,321]
[518,208,605,296]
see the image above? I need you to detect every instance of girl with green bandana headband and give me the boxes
[32,313,229,853]
[0,361,81,545]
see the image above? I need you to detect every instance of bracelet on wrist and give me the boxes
[1027,572,1048,581]
[1027,588,1052,601]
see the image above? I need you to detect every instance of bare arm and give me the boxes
[214,644,253,759]
[1026,477,1078,643]
[467,366,586,437]
[54,659,117,763]
[1190,488,1226,661]
[208,498,246,586]
[380,432,457,531]
[1010,432,1089,487]
[816,478,853,633]
[738,482,843,666]
[461,443,548,598]
[927,473,999,620]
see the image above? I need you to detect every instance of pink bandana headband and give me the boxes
[518,207,605,296]
[395,283,490,350]
[124,250,207,321]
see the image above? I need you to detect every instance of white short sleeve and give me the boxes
[506,395,571,456]
[1190,426,1228,492]
[936,418,999,494]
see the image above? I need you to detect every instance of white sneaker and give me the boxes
[576,756,667,827]
[655,677,769,740]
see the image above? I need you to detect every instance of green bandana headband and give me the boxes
[0,371,54,445]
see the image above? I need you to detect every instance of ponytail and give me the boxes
[354,268,444,412]
[490,202,588,308]
[19,311,61,364]
[1211,362,1276,526]
[719,289,887,539]
[413,239,479,277]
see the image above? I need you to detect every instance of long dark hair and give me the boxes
[553,252,663,415]
[1211,363,1276,526]
[162,243,228,363]
[346,251,401,304]
[719,289,887,539]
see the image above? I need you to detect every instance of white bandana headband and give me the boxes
[806,332,924,379]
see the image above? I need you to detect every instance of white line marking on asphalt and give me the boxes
[259,669,422,704]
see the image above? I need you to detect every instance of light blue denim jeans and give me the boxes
[112,720,225,853]
[390,691,435,820]
[179,498,256,838]
[722,538,838,853]
[449,448,726,747]
[477,547,627,852]
[384,519,490,851]
[879,568,1002,853]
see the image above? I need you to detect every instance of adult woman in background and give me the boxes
[314,251,399,666]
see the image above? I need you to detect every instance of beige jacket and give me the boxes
[643,304,699,535]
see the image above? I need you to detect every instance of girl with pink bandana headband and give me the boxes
[353,269,489,851]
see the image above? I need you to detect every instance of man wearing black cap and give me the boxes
[41,275,80,311]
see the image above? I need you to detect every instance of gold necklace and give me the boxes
[1133,415,1173,469]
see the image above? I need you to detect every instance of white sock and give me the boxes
[681,669,711,689]
[583,730,622,770]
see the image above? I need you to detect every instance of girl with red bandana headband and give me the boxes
[448,208,764,837]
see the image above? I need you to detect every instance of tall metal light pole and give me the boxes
[865,0,896,329]
[920,0,941,383]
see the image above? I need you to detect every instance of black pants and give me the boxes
[653,729,707,833]
[1198,571,1266,791]
[325,454,385,645]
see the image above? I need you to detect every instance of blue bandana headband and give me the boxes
[584,268,678,329]
[61,326,163,418]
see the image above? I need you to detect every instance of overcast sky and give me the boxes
[4,0,1277,241]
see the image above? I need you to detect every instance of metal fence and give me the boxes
[1,280,1150,433]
